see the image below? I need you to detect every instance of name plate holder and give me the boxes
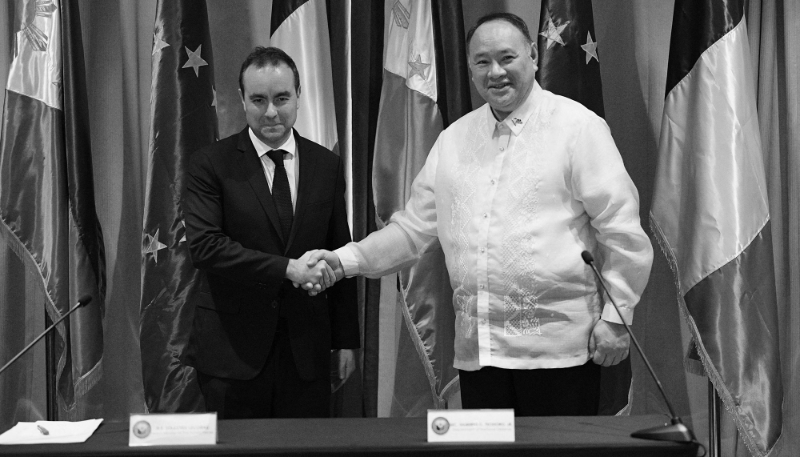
[129,413,217,446]
[427,409,515,442]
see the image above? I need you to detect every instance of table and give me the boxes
[1,415,699,456]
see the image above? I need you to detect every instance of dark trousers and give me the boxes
[197,319,330,419]
[459,362,601,416]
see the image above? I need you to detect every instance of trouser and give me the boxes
[197,318,330,419]
[459,361,601,416]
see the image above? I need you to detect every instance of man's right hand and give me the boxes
[286,250,336,293]
[297,250,343,296]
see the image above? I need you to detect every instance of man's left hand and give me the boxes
[589,320,630,367]
[333,349,356,385]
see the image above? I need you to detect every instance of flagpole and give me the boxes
[45,311,56,421]
[708,379,721,457]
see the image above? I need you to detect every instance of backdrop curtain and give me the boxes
[746,1,800,456]
[0,1,798,455]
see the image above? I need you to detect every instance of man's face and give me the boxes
[240,63,299,148]
[468,20,538,120]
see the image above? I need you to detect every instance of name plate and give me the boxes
[427,409,514,442]
[129,413,217,446]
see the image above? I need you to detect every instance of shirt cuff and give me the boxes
[334,245,359,277]
[601,303,634,325]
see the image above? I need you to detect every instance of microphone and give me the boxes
[581,251,695,443]
[0,295,93,377]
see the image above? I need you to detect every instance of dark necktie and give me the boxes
[266,149,293,241]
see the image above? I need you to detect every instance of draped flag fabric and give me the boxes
[271,0,355,402]
[271,0,339,154]
[536,0,630,416]
[140,0,218,413]
[537,0,603,117]
[348,0,385,417]
[651,1,782,455]
[0,0,106,421]
[373,0,463,414]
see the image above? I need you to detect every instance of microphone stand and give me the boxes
[0,296,93,377]
[581,251,695,443]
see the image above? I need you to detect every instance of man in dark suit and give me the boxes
[183,46,359,419]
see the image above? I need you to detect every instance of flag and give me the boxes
[140,0,218,413]
[271,0,356,403]
[536,0,630,416]
[0,0,105,422]
[271,0,339,154]
[373,0,470,415]
[650,1,782,455]
[348,0,385,417]
[537,0,603,116]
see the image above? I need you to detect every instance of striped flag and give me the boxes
[650,0,782,454]
[270,0,339,154]
[271,0,352,233]
[536,0,630,416]
[0,0,105,422]
[139,0,218,413]
[373,0,470,414]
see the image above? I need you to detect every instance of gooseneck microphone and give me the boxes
[581,251,695,443]
[0,295,93,377]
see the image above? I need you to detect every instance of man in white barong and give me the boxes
[304,12,653,416]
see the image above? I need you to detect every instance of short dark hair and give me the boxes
[238,46,301,95]
[466,13,533,49]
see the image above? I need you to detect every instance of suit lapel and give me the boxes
[237,129,286,246]
[286,131,318,250]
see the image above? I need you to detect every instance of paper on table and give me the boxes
[0,419,103,444]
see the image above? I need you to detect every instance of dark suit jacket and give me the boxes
[183,128,359,382]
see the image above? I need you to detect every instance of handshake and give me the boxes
[287,250,344,296]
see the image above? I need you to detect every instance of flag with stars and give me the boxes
[537,0,633,416]
[140,0,218,413]
[373,0,471,415]
[0,0,106,424]
[651,0,782,454]
[536,0,603,117]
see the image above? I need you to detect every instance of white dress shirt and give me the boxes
[337,82,653,371]
[250,128,299,209]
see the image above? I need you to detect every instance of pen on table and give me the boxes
[37,424,49,435]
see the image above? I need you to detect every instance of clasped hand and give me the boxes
[287,250,343,295]
[589,320,630,366]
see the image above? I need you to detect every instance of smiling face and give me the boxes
[240,62,299,148]
[468,19,538,120]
